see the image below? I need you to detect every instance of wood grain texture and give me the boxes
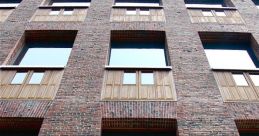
[101,70,176,100]
[111,8,165,22]
[0,69,64,100]
[214,71,259,102]
[188,9,244,24]
[31,8,87,22]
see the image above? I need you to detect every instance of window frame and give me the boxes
[113,0,162,7]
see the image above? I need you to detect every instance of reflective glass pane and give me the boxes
[215,11,226,16]
[115,0,160,6]
[11,72,27,84]
[232,74,248,86]
[185,4,223,8]
[29,72,44,84]
[19,47,72,66]
[202,11,213,16]
[141,73,154,84]
[63,9,73,15]
[49,10,60,15]
[126,9,137,15]
[123,73,136,84]
[204,49,256,69]
[139,9,150,15]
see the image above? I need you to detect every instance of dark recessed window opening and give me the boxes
[115,0,160,7]
[0,0,21,7]
[199,32,259,69]
[47,0,91,6]
[236,120,259,136]
[13,30,77,66]
[253,0,259,8]
[184,0,234,7]
[102,118,178,136]
[0,117,43,136]
[109,31,169,67]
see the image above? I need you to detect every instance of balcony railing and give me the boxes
[101,66,176,101]
[213,68,259,102]
[0,65,64,100]
[186,6,244,24]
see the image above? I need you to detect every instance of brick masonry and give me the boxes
[0,0,258,135]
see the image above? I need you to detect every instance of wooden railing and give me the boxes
[213,69,259,102]
[110,7,165,22]
[30,7,88,22]
[187,7,244,24]
[101,67,176,100]
[0,66,64,99]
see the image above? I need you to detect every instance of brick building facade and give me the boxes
[0,0,259,135]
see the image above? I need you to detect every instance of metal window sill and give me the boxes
[0,65,65,70]
[211,68,259,72]
[105,65,172,70]
[186,6,236,10]
[112,5,163,8]
[39,5,89,9]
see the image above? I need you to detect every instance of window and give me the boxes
[250,75,259,86]
[232,74,248,86]
[13,31,77,66]
[109,31,167,67]
[123,72,136,84]
[236,120,259,136]
[202,11,213,16]
[49,0,91,7]
[141,72,154,84]
[102,118,177,136]
[215,11,226,16]
[0,118,43,136]
[126,8,137,15]
[109,42,167,67]
[11,72,27,84]
[185,0,233,8]
[49,9,60,15]
[139,8,150,15]
[115,0,160,7]
[253,0,259,8]
[203,43,259,69]
[15,43,72,66]
[29,72,44,84]
[63,8,73,15]
[0,0,21,7]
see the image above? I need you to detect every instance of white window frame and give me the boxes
[49,10,60,15]
[232,74,249,86]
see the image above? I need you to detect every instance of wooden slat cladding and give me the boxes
[111,8,165,22]
[0,9,14,22]
[101,70,177,100]
[31,8,87,22]
[188,9,244,24]
[213,71,259,102]
[0,69,64,100]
